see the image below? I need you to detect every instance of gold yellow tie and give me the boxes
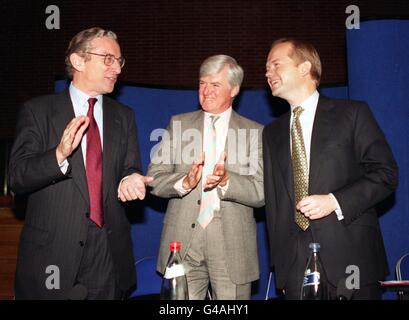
[291,106,310,230]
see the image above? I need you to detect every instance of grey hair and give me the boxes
[199,54,244,87]
[65,27,118,78]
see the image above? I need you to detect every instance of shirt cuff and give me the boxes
[329,193,344,221]
[59,159,69,175]
[174,176,192,196]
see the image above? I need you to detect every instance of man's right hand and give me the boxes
[56,116,90,164]
[182,153,204,190]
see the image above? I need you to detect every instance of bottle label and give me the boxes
[303,271,320,286]
[164,264,185,279]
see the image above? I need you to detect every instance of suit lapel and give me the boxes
[309,96,335,192]
[271,96,335,200]
[52,90,75,136]
[189,110,204,157]
[102,97,121,204]
[224,110,239,172]
[225,110,257,173]
[52,90,90,206]
[193,110,204,141]
[226,109,239,133]
[225,109,239,151]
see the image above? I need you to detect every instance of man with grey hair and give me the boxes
[9,27,152,299]
[148,55,264,299]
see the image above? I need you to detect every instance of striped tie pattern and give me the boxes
[291,106,310,231]
[86,98,104,228]
[197,115,219,229]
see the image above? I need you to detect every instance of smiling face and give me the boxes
[265,42,306,102]
[199,66,239,114]
[71,36,122,96]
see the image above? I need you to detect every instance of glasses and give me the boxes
[86,52,125,68]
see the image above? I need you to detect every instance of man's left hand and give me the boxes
[297,194,337,220]
[118,173,154,202]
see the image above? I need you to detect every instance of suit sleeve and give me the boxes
[9,103,66,195]
[332,102,398,225]
[219,125,265,208]
[147,116,187,198]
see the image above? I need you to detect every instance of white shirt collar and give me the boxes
[69,82,103,110]
[290,90,319,116]
[203,106,232,125]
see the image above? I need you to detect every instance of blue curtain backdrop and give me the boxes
[54,19,409,299]
[346,19,409,299]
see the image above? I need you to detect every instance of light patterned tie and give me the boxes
[291,106,310,230]
[197,115,219,228]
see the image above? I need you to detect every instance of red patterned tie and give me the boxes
[86,98,104,227]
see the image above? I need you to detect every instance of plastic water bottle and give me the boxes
[300,243,329,300]
[160,241,189,300]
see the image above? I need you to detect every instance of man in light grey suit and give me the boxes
[147,55,264,300]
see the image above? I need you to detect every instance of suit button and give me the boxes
[79,241,84,247]
[85,212,90,218]
[197,200,201,205]
[191,223,195,228]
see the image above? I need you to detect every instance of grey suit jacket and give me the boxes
[147,109,264,284]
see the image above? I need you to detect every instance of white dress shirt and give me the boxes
[290,91,344,220]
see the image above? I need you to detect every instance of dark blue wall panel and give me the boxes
[347,20,409,299]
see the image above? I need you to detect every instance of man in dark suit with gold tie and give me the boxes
[9,27,152,299]
[263,38,398,299]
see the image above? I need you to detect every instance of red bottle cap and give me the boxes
[169,241,181,252]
